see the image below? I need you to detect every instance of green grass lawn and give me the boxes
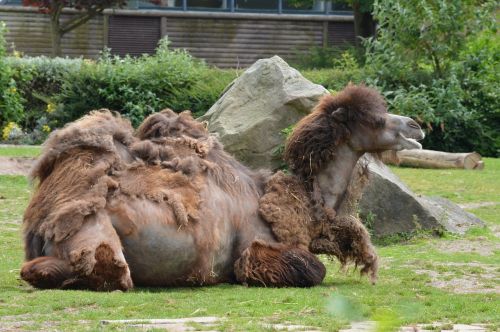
[0,145,41,158]
[0,148,498,331]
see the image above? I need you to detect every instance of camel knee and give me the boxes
[234,240,326,287]
[21,256,74,289]
[67,243,133,291]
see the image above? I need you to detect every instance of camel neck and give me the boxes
[315,144,363,211]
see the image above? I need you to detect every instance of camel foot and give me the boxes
[234,240,326,287]
[21,256,74,289]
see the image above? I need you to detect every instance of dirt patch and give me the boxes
[340,321,491,332]
[0,157,35,176]
[490,225,500,238]
[459,202,499,209]
[414,262,499,294]
[433,238,500,256]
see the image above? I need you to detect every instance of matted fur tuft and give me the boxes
[136,109,208,141]
[284,84,387,178]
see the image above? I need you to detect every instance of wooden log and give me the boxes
[380,150,400,165]
[383,149,483,170]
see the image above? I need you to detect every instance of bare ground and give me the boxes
[413,262,499,294]
[0,157,34,176]
[433,238,500,256]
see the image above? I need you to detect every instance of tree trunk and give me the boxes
[50,18,62,57]
[352,1,375,44]
[381,150,484,170]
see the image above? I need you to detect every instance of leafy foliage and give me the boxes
[56,39,215,127]
[0,23,25,135]
[364,0,499,156]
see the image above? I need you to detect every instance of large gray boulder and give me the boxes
[199,55,328,169]
[359,160,484,236]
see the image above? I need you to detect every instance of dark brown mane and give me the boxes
[283,84,387,179]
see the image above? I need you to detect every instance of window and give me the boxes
[235,0,278,11]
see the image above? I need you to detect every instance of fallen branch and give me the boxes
[381,149,484,170]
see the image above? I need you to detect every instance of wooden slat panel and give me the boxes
[165,17,324,67]
[108,16,161,56]
[0,10,104,58]
[327,21,355,47]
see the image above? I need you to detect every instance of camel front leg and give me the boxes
[234,240,326,287]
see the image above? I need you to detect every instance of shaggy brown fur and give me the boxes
[22,107,270,290]
[310,215,378,283]
[21,84,409,290]
[234,240,326,287]
[258,167,378,283]
[284,84,386,179]
[258,171,315,250]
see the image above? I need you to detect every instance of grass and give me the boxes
[0,145,41,158]
[0,148,498,331]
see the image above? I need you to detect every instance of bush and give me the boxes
[363,0,499,156]
[0,23,25,136]
[5,56,83,140]
[0,38,236,142]
[302,51,366,92]
[57,39,211,127]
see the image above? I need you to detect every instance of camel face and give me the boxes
[350,113,425,152]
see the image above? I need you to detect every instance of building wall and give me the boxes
[0,6,355,68]
[0,8,104,57]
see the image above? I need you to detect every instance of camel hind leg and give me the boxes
[21,256,74,289]
[21,211,133,291]
[234,240,326,287]
[60,211,133,291]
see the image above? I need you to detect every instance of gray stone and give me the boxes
[199,55,328,169]
[359,159,484,236]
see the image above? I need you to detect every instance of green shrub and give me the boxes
[57,39,209,127]
[291,46,365,71]
[363,0,499,156]
[5,56,82,138]
[0,22,25,136]
[171,67,237,117]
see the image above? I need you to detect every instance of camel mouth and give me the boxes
[399,132,424,150]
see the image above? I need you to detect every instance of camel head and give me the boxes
[345,112,425,152]
[284,84,425,177]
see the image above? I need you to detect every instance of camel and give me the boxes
[20,85,424,290]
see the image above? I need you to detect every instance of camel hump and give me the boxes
[31,110,135,183]
[24,110,133,244]
[234,240,326,287]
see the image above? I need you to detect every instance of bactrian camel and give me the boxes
[21,85,424,290]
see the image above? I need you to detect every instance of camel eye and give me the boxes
[408,121,420,129]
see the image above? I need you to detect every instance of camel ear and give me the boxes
[331,107,348,123]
